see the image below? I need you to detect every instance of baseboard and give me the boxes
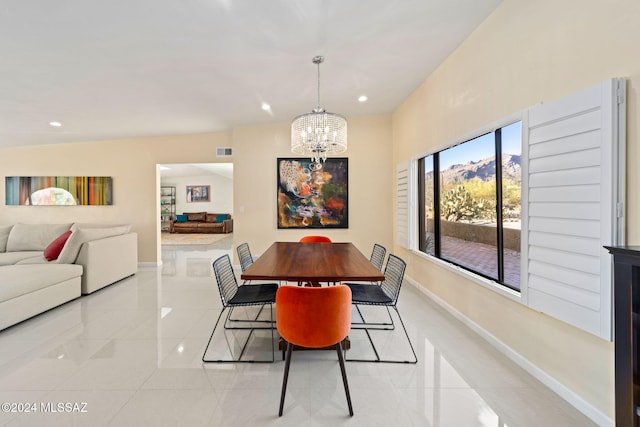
[138,261,161,268]
[404,275,613,427]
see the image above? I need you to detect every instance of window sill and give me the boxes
[410,249,522,303]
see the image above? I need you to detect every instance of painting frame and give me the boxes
[186,185,210,203]
[277,157,348,229]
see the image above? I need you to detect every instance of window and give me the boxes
[418,122,522,291]
[408,78,625,340]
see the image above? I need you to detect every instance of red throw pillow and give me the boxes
[44,230,73,261]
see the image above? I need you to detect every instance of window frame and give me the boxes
[410,113,524,301]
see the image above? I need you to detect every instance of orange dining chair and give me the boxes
[298,236,333,286]
[299,235,332,243]
[276,285,353,416]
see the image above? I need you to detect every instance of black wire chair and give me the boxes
[232,242,275,322]
[345,254,418,364]
[344,243,389,325]
[236,242,254,276]
[369,243,386,272]
[202,254,277,363]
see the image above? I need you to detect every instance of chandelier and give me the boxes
[291,56,347,170]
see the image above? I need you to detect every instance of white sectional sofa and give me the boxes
[0,223,138,330]
[0,264,83,331]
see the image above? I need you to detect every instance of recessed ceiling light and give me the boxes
[261,102,271,111]
[358,95,368,103]
[49,121,62,127]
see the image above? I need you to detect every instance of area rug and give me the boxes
[161,233,232,246]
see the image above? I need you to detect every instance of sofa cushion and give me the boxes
[198,222,223,229]
[15,256,48,265]
[0,264,83,303]
[6,223,72,252]
[205,214,217,223]
[0,251,44,266]
[70,223,131,233]
[216,214,228,223]
[44,230,73,261]
[57,226,130,264]
[172,222,194,228]
[185,212,206,221]
[0,225,13,253]
[176,214,188,223]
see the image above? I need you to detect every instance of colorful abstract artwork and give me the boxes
[277,158,348,229]
[5,176,113,206]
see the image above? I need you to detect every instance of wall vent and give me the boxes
[216,147,232,157]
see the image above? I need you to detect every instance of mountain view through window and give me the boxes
[419,122,521,290]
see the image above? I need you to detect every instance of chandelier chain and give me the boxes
[313,55,324,112]
[317,60,320,110]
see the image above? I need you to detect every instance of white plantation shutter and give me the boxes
[396,162,412,249]
[521,78,625,340]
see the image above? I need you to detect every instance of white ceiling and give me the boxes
[0,0,502,149]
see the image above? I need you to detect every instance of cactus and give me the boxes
[440,185,493,222]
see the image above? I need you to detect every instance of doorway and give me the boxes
[159,163,234,240]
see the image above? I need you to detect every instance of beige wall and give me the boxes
[392,0,640,421]
[0,132,232,263]
[232,115,393,255]
[161,172,233,215]
[0,114,393,265]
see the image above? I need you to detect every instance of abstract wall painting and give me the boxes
[5,176,113,206]
[277,157,348,229]
[186,185,210,203]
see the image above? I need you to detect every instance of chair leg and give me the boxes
[225,304,274,328]
[227,304,269,324]
[346,305,417,364]
[392,306,418,364]
[336,342,354,416]
[351,304,395,330]
[202,306,227,362]
[279,342,294,416]
[203,304,275,363]
[270,303,275,362]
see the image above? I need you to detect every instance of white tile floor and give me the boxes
[0,237,598,426]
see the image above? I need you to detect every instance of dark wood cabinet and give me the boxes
[606,246,640,427]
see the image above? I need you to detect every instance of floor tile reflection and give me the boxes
[0,237,597,426]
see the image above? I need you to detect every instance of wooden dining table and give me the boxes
[241,241,384,354]
[240,241,385,284]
